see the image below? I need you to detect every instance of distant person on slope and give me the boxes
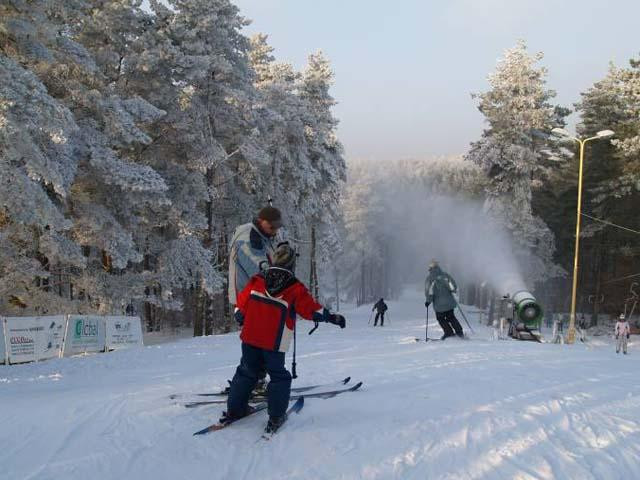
[372,298,388,327]
[424,260,464,340]
[225,243,346,433]
[615,314,630,355]
[228,206,282,393]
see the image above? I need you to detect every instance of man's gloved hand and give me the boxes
[328,314,346,329]
[627,333,630,339]
[425,301,430,308]
[234,308,244,327]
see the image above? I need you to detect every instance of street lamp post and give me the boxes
[551,128,615,344]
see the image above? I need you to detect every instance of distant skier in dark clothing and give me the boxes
[372,298,388,327]
[226,243,346,433]
[424,260,464,339]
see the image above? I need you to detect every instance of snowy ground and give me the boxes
[2,286,640,480]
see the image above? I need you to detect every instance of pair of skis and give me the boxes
[190,377,362,436]
[184,381,362,408]
[171,376,351,400]
[193,397,305,436]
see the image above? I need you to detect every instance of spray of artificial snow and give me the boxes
[384,191,529,295]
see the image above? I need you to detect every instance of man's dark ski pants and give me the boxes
[435,309,463,337]
[227,342,291,419]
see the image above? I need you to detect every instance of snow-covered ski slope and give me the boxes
[2,287,640,480]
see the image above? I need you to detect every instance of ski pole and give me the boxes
[425,306,429,342]
[455,303,475,334]
[292,320,298,379]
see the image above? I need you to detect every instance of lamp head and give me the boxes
[596,129,615,138]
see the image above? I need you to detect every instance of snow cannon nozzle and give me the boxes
[511,290,543,327]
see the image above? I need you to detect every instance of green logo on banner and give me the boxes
[74,319,98,338]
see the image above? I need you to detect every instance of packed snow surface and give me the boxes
[2,287,640,480]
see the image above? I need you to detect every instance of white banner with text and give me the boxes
[4,316,67,364]
[105,316,143,350]
[63,315,106,356]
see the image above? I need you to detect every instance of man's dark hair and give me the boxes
[257,206,282,226]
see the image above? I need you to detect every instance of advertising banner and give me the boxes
[63,315,106,356]
[105,316,143,351]
[4,316,66,364]
[0,318,6,364]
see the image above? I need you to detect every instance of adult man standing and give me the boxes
[372,298,388,327]
[424,260,464,339]
[228,206,282,307]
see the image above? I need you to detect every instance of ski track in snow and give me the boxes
[2,287,640,479]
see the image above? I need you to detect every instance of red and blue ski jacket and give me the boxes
[236,272,329,353]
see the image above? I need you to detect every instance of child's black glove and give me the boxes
[234,308,244,327]
[328,314,346,329]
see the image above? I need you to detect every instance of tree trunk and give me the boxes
[592,231,607,326]
[334,265,340,312]
[193,282,204,337]
[143,251,153,332]
[358,250,365,307]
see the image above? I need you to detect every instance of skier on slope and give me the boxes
[615,313,631,355]
[372,298,388,327]
[424,260,464,340]
[225,243,346,433]
[228,206,282,393]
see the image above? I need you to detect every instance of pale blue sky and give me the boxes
[233,0,639,162]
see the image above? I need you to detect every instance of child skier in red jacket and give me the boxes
[225,242,346,432]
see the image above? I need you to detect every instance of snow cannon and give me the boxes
[508,291,543,342]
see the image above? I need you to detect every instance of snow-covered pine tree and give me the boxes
[568,55,640,319]
[131,0,263,333]
[298,52,346,297]
[248,38,346,298]
[248,33,307,228]
[1,0,347,329]
[606,56,640,194]
[1,0,168,314]
[465,40,569,284]
[0,54,82,313]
